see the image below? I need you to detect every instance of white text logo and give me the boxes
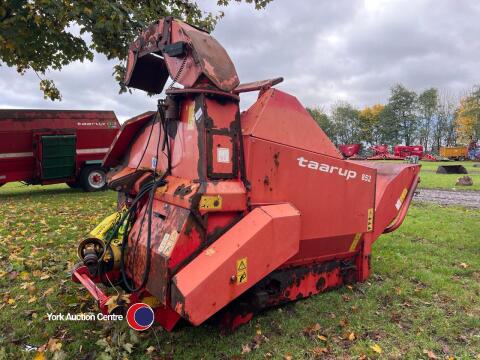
[297,157,357,180]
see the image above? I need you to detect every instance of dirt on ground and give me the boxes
[414,188,480,208]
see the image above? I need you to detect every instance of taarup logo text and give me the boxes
[297,157,357,180]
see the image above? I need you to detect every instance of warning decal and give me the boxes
[236,257,248,285]
[217,147,230,163]
[395,188,408,210]
[158,231,179,257]
[349,233,362,252]
[367,208,374,231]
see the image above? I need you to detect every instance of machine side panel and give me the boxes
[244,137,376,240]
[240,89,342,158]
[357,162,420,240]
[171,204,300,325]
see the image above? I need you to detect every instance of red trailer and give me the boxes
[394,145,424,159]
[338,143,361,158]
[367,144,401,160]
[0,110,120,191]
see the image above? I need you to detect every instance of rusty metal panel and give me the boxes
[183,25,239,91]
[233,77,283,94]
[207,132,235,177]
[103,112,155,168]
[241,89,342,158]
[171,203,300,325]
[126,201,192,304]
[125,18,239,94]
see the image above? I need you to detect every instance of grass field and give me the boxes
[417,161,480,191]
[371,160,480,191]
[0,183,479,359]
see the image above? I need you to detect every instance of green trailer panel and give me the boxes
[41,135,76,180]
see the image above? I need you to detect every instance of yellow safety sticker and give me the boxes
[236,257,248,285]
[199,195,222,210]
[349,233,362,252]
[187,103,195,130]
[395,188,408,210]
[367,208,374,232]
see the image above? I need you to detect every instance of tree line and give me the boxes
[308,84,480,153]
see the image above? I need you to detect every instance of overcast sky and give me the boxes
[1,0,479,121]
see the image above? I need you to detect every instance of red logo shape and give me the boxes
[126,303,154,331]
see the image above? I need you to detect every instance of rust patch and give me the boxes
[263,176,270,186]
[174,184,193,199]
[274,152,280,167]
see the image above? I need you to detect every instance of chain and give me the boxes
[168,56,187,90]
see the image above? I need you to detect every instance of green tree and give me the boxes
[455,86,480,144]
[388,84,418,145]
[432,91,457,152]
[358,104,384,145]
[417,87,438,151]
[307,107,335,140]
[330,101,360,145]
[375,104,400,145]
[0,0,271,100]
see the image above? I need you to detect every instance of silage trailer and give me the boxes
[0,109,120,191]
[72,17,421,331]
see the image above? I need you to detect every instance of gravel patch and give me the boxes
[414,188,480,208]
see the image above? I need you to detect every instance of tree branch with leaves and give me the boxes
[0,0,271,100]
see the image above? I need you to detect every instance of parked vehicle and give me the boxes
[394,145,424,159]
[338,143,361,158]
[0,110,120,191]
[439,146,468,161]
[367,144,403,160]
[467,140,480,160]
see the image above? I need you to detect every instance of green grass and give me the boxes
[373,160,480,191]
[0,183,479,359]
[417,161,480,191]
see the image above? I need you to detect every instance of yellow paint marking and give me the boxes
[155,184,168,196]
[199,195,222,210]
[395,188,409,210]
[142,296,161,308]
[349,233,362,252]
[236,257,248,285]
[187,102,195,130]
[367,208,374,231]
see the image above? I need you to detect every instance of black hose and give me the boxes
[116,102,171,292]
[119,176,166,292]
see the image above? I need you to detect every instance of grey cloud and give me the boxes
[1,0,479,119]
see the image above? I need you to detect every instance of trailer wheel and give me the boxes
[80,166,107,192]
